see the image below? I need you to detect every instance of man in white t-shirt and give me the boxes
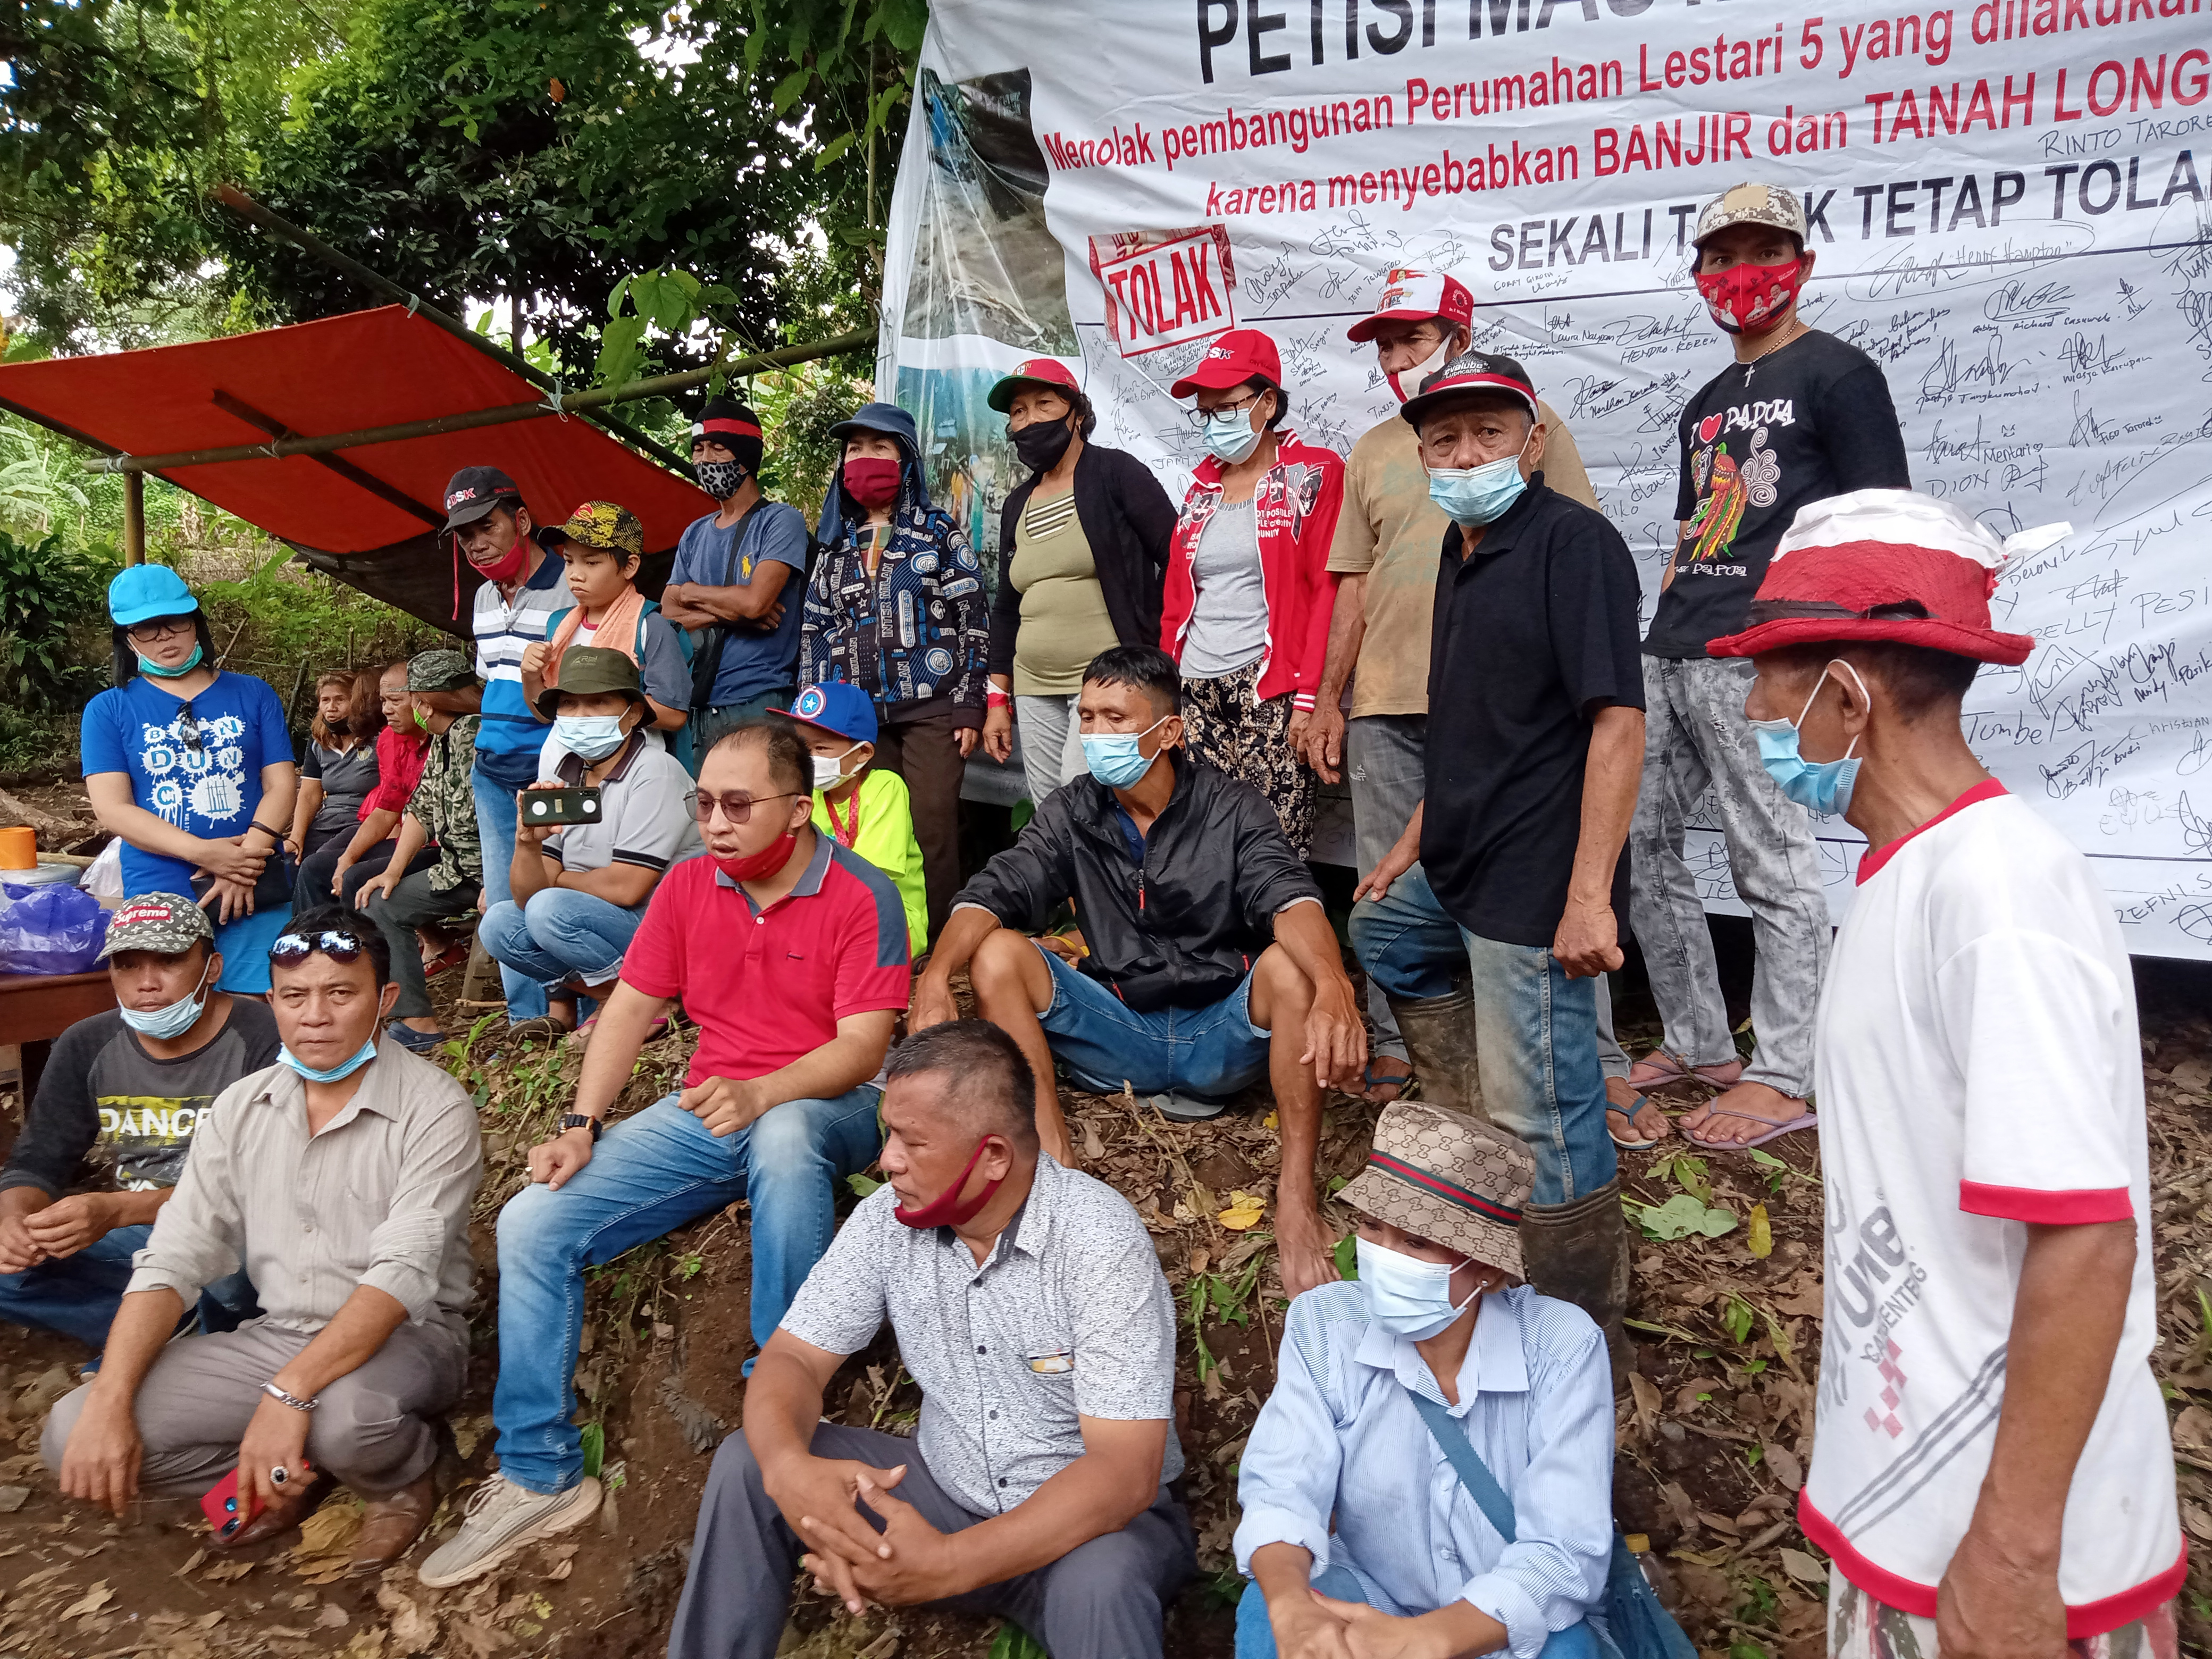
[1708,490,2181,1659]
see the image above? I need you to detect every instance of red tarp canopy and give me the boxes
[0,306,714,633]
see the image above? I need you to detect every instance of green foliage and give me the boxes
[1630,1193,1740,1242]
[0,529,116,713]
[579,1420,606,1480]
[987,1620,1049,1659]
[749,364,878,527]
[1721,1293,1757,1345]
[1334,1233,1360,1279]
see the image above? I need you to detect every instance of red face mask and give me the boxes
[893,1137,1006,1229]
[713,831,798,885]
[1694,256,1807,336]
[842,456,903,509]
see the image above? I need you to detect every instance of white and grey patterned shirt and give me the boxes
[781,1153,1183,1516]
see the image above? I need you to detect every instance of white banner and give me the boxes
[879,0,2212,958]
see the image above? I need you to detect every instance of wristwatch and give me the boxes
[560,1113,604,1143]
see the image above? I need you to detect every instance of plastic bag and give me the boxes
[0,879,108,975]
[85,839,125,902]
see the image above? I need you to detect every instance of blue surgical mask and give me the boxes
[1201,409,1263,465]
[1750,660,1867,817]
[278,1037,381,1084]
[139,644,205,679]
[118,962,213,1042]
[1355,1236,1479,1340]
[1427,445,1529,529]
[1082,714,1171,789]
[555,713,628,761]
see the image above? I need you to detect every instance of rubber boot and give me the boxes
[1385,984,1486,1122]
[1520,1179,1636,1384]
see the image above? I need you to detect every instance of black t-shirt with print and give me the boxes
[1644,330,1909,659]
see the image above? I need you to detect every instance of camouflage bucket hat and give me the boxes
[408,648,475,692]
[1337,1101,1535,1278]
[97,892,215,961]
[1692,181,1809,248]
[553,501,645,562]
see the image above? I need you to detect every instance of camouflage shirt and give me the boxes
[407,714,484,892]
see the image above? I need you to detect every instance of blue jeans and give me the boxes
[691,687,797,777]
[0,1224,256,1350]
[1235,1570,1600,1659]
[1349,873,1616,1204]
[1036,946,1272,1098]
[491,1088,884,1494]
[478,890,649,1000]
[472,768,548,1020]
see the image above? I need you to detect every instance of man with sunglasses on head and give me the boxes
[44,908,481,1576]
[421,718,912,1588]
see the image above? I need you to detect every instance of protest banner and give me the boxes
[878,0,2212,956]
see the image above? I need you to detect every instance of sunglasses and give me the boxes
[693,790,801,825]
[269,929,367,966]
[175,703,204,754]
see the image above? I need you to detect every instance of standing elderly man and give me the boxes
[914,643,1368,1299]
[667,1020,1194,1659]
[420,719,910,1588]
[43,906,481,1574]
[1706,491,2182,1659]
[1355,353,1645,1359]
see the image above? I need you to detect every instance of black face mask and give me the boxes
[326,717,350,736]
[1010,419,1074,473]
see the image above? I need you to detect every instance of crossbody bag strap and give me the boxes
[1403,1383,1519,1545]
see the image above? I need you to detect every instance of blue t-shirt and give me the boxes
[472,549,571,790]
[670,502,810,707]
[80,671,294,896]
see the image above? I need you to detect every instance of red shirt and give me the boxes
[358,725,431,822]
[621,833,912,1087]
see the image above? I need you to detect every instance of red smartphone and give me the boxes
[200,1459,311,1538]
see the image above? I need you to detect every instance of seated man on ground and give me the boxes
[666,1020,1195,1659]
[914,644,1366,1298]
[0,895,272,1350]
[481,648,703,1043]
[1234,1102,1614,1659]
[781,681,929,955]
[44,906,481,1574]
[419,720,911,1588]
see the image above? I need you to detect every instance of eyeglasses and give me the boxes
[127,616,196,643]
[694,790,801,825]
[1184,392,1267,430]
[175,703,203,754]
[270,929,366,966]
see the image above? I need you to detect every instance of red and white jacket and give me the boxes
[1160,430,1344,710]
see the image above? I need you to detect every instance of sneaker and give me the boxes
[416,1473,601,1589]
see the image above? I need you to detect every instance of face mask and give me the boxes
[1428,437,1531,529]
[695,458,748,500]
[1695,256,1807,336]
[893,1138,1007,1229]
[1081,714,1170,790]
[119,960,213,1041]
[1386,332,1454,403]
[555,713,629,762]
[715,830,798,885]
[139,644,204,679]
[279,1037,380,1084]
[1356,1235,1479,1340]
[464,533,532,585]
[811,742,865,792]
[843,456,903,509]
[1010,419,1074,473]
[1749,660,1867,817]
[1201,408,1264,466]
[325,716,350,737]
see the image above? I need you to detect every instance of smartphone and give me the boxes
[521,786,602,828]
[200,1459,310,1537]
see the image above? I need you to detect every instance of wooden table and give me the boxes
[0,970,117,1102]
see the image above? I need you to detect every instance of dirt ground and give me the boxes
[4,871,2211,1657]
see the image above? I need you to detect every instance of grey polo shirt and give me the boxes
[543,733,705,877]
[780,1153,1183,1517]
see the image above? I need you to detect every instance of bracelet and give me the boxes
[261,1380,319,1413]
[249,821,287,844]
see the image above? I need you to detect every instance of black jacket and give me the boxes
[990,442,1178,677]
[953,753,1321,1012]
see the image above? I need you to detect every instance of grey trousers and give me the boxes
[41,1318,465,1499]
[1346,714,1630,1079]
[667,1423,1197,1659]
[344,865,481,1021]
[1628,656,1829,1097]
[1015,692,1088,808]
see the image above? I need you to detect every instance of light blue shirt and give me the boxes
[1233,1282,1614,1659]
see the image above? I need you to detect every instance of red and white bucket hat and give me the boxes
[1708,489,2065,666]
[1346,267,1475,343]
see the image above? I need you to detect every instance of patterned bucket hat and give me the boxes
[1691,182,1809,248]
[97,892,214,960]
[1337,1102,1535,1278]
[552,501,645,562]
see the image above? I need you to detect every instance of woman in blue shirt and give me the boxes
[81,566,299,993]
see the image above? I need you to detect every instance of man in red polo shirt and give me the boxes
[420,720,911,1588]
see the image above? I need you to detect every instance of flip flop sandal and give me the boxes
[421,941,472,979]
[1680,1105,1817,1151]
[1138,1090,1230,1122]
[1628,1050,1746,1092]
[1362,1060,1413,1103]
[1607,1092,1666,1151]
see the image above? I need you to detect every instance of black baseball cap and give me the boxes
[442,466,525,531]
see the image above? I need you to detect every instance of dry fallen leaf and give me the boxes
[317,1603,351,1629]
[1217,1190,1267,1230]
[61,1581,114,1619]
[376,1584,440,1654]
[1779,1547,1830,1586]
[1763,1441,1805,1492]
[1747,1202,1773,1259]
[1628,1372,1661,1440]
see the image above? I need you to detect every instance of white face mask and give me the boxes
[811,741,866,792]
[1356,1235,1480,1340]
[1387,331,1456,403]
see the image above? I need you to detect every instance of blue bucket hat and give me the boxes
[108,565,200,628]
[780,681,879,746]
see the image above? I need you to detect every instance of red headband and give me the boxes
[697,417,762,440]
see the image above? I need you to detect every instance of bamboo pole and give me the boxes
[123,472,146,564]
[83,330,875,475]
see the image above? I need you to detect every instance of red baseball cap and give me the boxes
[1169,329,1283,399]
[1398,350,1541,432]
[1347,268,1476,343]
[1708,489,2052,665]
[987,357,1082,414]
